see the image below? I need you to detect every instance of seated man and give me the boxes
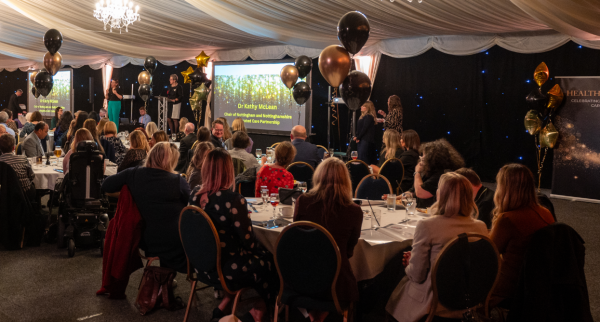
[22,121,49,158]
[228,131,260,169]
[175,122,196,172]
[138,106,151,126]
[99,108,108,119]
[455,167,495,228]
[290,125,320,169]
[210,119,225,149]
[0,133,36,201]
[0,111,15,136]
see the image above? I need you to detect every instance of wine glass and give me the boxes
[171,133,177,142]
[270,193,279,219]
[255,149,262,159]
[329,148,335,159]
[260,186,269,210]
[351,151,358,160]
[297,181,307,193]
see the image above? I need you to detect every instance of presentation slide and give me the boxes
[213,62,310,133]
[27,69,72,117]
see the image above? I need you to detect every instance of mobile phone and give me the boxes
[54,169,64,173]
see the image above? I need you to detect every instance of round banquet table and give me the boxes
[32,158,118,190]
[248,200,429,282]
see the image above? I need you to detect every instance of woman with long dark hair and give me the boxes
[377,95,403,133]
[105,79,123,132]
[54,111,73,147]
[50,106,63,130]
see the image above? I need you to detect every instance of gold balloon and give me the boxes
[524,110,542,135]
[195,51,210,69]
[539,121,559,148]
[181,66,194,84]
[534,62,549,87]
[546,84,563,109]
[43,51,62,76]
[189,96,200,111]
[280,65,299,89]
[29,70,39,85]
[195,83,209,101]
[318,45,351,88]
[138,71,152,85]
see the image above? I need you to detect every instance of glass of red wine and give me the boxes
[270,193,279,219]
[351,151,358,160]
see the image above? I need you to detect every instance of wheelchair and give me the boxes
[56,141,109,257]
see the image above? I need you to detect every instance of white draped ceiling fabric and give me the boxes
[1,0,600,74]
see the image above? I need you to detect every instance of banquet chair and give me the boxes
[378,158,404,194]
[426,233,499,322]
[346,160,371,194]
[16,142,22,155]
[355,174,392,200]
[179,205,248,322]
[271,142,282,148]
[232,157,246,177]
[237,179,256,198]
[274,221,352,322]
[286,161,314,190]
[0,161,35,250]
[316,145,328,159]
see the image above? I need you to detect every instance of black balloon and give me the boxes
[31,87,40,99]
[526,88,548,111]
[190,68,212,89]
[34,70,54,97]
[138,84,152,102]
[292,82,312,105]
[294,56,312,79]
[339,71,372,111]
[43,29,63,55]
[144,56,157,74]
[337,11,370,55]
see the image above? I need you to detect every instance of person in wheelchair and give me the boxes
[63,128,106,174]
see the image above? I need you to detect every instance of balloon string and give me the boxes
[331,88,340,150]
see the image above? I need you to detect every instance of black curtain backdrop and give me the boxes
[2,41,600,186]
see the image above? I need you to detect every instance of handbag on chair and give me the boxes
[135,259,178,315]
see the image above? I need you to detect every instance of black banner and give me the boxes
[552,77,600,202]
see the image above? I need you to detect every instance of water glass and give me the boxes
[351,151,358,160]
[297,181,307,193]
[171,134,176,142]
[329,148,335,158]
[270,193,279,219]
[386,194,396,211]
[406,197,416,216]
[261,186,269,209]
[371,209,382,230]
[255,149,262,158]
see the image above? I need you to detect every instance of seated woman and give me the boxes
[50,106,63,130]
[190,148,278,322]
[176,117,188,142]
[62,128,105,173]
[96,117,109,136]
[489,164,555,308]
[386,172,488,322]
[145,121,158,139]
[20,110,43,138]
[100,121,127,165]
[118,130,150,173]
[293,158,364,322]
[149,130,169,148]
[397,130,421,192]
[405,138,464,208]
[83,119,106,154]
[54,111,73,148]
[371,129,403,173]
[186,141,214,190]
[255,141,296,197]
[225,117,254,153]
[228,131,260,169]
[102,142,190,273]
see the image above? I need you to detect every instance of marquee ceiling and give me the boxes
[0,0,599,70]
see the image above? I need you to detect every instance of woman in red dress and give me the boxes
[255,141,296,197]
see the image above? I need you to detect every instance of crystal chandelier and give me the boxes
[94,0,140,33]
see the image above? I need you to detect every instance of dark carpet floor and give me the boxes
[1,191,598,322]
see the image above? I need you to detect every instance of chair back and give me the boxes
[355,174,392,200]
[178,205,235,293]
[431,233,499,316]
[345,160,371,193]
[286,161,314,189]
[274,221,344,313]
[316,145,328,159]
[237,179,256,198]
[231,157,246,177]
[271,142,281,148]
[68,141,104,204]
[379,158,405,194]
[16,142,22,155]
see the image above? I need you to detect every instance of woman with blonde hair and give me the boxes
[216,117,232,141]
[489,164,554,307]
[83,119,105,154]
[386,172,488,322]
[293,157,364,322]
[255,141,296,196]
[371,129,402,174]
[353,100,377,164]
[118,130,150,172]
[97,117,109,136]
[145,121,158,138]
[100,121,127,165]
[175,117,188,142]
[149,130,169,148]
[376,130,421,192]
[186,141,214,189]
[190,148,277,322]
[102,141,190,273]
[377,95,403,133]
[225,117,254,152]
[62,128,106,173]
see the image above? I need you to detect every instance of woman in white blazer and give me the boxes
[386,172,489,322]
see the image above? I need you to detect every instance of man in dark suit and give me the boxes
[175,122,196,172]
[8,89,23,118]
[210,119,225,149]
[290,125,320,169]
[455,168,495,228]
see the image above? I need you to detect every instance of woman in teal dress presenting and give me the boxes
[105,79,123,132]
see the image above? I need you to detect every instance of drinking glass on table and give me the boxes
[401,194,416,221]
[270,193,279,219]
[329,148,335,159]
[351,151,358,160]
[54,147,62,159]
[371,208,382,230]
[297,181,307,193]
[171,134,176,142]
[260,186,269,209]
[387,194,396,211]
[255,149,262,159]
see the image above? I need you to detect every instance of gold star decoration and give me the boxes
[181,66,194,84]
[195,51,210,69]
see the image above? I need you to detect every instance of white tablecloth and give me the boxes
[32,160,117,190]
[249,201,429,281]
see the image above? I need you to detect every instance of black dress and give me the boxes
[102,167,190,273]
[167,84,183,119]
[399,149,419,192]
[117,149,146,173]
[189,187,279,303]
[356,114,376,164]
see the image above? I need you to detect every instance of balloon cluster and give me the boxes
[319,11,372,111]
[138,56,157,103]
[523,62,564,190]
[32,29,64,98]
[183,51,212,112]
[279,56,313,105]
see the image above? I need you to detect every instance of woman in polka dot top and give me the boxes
[190,148,278,322]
